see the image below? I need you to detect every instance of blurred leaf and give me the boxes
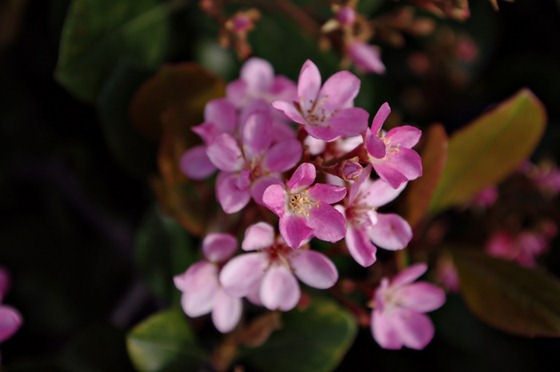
[55,0,176,102]
[97,59,157,177]
[130,63,225,236]
[428,89,546,214]
[405,123,448,227]
[127,309,208,372]
[242,297,357,372]
[135,206,197,302]
[450,248,560,337]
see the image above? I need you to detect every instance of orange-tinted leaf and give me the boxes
[405,123,448,228]
[450,248,560,337]
[428,89,546,214]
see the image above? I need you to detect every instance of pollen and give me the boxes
[288,190,318,217]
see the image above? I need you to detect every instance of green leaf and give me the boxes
[97,59,157,177]
[450,248,560,337]
[428,89,546,214]
[55,0,175,102]
[135,206,197,302]
[242,297,357,372]
[127,310,208,372]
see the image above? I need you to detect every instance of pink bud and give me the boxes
[335,6,356,25]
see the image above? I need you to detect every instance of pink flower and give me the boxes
[174,233,242,333]
[470,186,498,208]
[485,230,551,268]
[0,267,22,345]
[365,102,422,189]
[207,109,302,213]
[219,222,338,311]
[180,98,238,180]
[338,166,412,267]
[272,60,369,142]
[435,255,460,293]
[347,42,386,75]
[371,263,445,350]
[263,163,347,249]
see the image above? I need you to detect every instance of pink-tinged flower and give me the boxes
[174,233,242,333]
[435,255,460,293]
[262,163,347,249]
[227,57,297,108]
[220,222,338,311]
[470,186,498,208]
[365,102,422,189]
[347,42,386,75]
[0,267,22,345]
[180,99,238,180]
[207,110,302,213]
[485,230,551,268]
[524,161,560,196]
[338,166,412,267]
[371,263,445,350]
[272,60,369,142]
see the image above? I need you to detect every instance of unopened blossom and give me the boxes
[263,163,347,249]
[174,233,242,333]
[220,222,338,311]
[338,165,412,267]
[347,42,386,75]
[365,102,422,189]
[273,59,369,142]
[0,267,22,345]
[371,263,445,350]
[207,109,302,213]
[180,98,238,180]
[485,230,552,268]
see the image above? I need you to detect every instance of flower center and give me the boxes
[288,190,318,217]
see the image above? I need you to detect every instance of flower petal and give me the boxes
[242,222,275,251]
[260,264,300,311]
[347,42,386,74]
[220,252,268,297]
[240,57,274,95]
[265,139,302,172]
[391,263,428,287]
[203,233,238,263]
[212,288,243,333]
[290,250,338,289]
[279,214,314,249]
[176,262,219,317]
[225,79,248,107]
[305,124,342,142]
[0,268,10,302]
[308,203,346,243]
[371,102,391,134]
[216,172,251,214]
[396,282,446,313]
[326,107,369,138]
[345,226,377,267]
[363,178,407,208]
[0,305,22,343]
[308,184,347,204]
[365,129,386,159]
[390,148,423,181]
[250,176,283,206]
[393,309,435,350]
[180,146,217,180]
[204,98,237,134]
[320,71,361,111]
[372,161,409,189]
[385,125,422,148]
[269,76,297,102]
[272,100,306,125]
[372,309,403,350]
[242,110,273,157]
[262,184,287,217]
[287,163,316,192]
[206,134,244,172]
[297,60,321,109]
[368,213,412,251]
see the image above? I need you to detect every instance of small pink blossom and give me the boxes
[470,186,498,208]
[485,230,551,268]
[365,102,422,189]
[371,263,445,350]
[338,166,412,267]
[272,60,369,142]
[219,222,338,311]
[435,256,460,293]
[347,42,386,75]
[335,6,356,25]
[174,233,242,333]
[263,163,347,249]
[0,267,23,345]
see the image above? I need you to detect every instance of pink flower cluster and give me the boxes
[175,58,444,350]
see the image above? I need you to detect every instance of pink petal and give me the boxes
[385,125,422,148]
[371,102,391,134]
[271,115,297,141]
[204,98,237,134]
[372,161,409,189]
[307,203,346,243]
[279,214,314,249]
[260,264,300,311]
[272,100,306,125]
[269,76,297,102]
[242,111,273,157]
[265,139,302,172]
[368,213,412,251]
[0,305,22,343]
[297,60,321,109]
[348,165,372,203]
[212,288,242,333]
[176,262,219,317]
[372,309,403,350]
[262,184,288,217]
[180,146,217,180]
[392,309,435,350]
[240,57,274,95]
[206,134,244,172]
[347,42,386,74]
[391,263,428,287]
[220,252,269,297]
[326,107,369,138]
[287,163,316,192]
[308,184,347,204]
[305,124,342,142]
[363,179,407,208]
[202,233,238,263]
[320,71,361,112]
[216,172,251,214]
[290,250,338,289]
[0,267,11,301]
[242,222,275,251]
[226,79,248,107]
[345,226,377,267]
[365,129,386,159]
[396,282,446,313]
[389,148,422,180]
[250,176,283,206]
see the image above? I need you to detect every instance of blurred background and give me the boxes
[0,0,559,370]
